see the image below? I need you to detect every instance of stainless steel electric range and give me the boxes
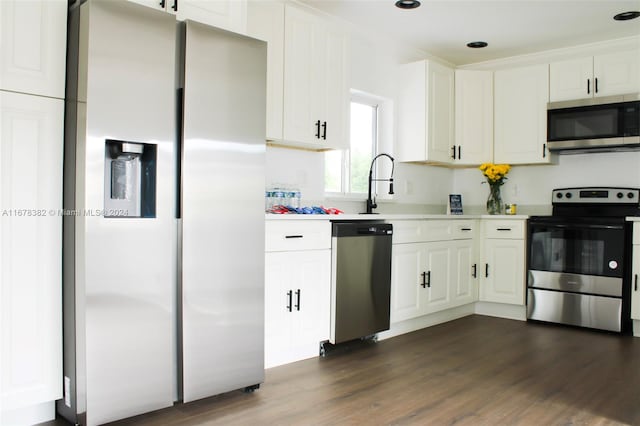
[527,187,640,333]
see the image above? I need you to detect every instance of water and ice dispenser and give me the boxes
[104,140,157,217]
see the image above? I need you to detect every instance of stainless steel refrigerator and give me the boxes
[61,2,266,425]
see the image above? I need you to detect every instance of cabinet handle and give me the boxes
[420,271,427,288]
[285,235,303,239]
[587,79,590,95]
[635,274,638,291]
[458,146,461,160]
[286,290,292,312]
[451,146,456,160]
[542,143,546,159]
[485,263,489,278]
[426,271,431,288]
[295,289,301,311]
[496,228,512,231]
[461,228,472,231]
[322,121,327,140]
[315,120,321,139]
[595,77,598,94]
[172,0,178,11]
[472,263,477,278]
[160,0,166,7]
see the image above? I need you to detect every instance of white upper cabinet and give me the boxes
[246,0,284,141]
[550,51,640,102]
[454,70,493,165]
[247,2,349,150]
[494,64,551,165]
[128,0,247,33]
[0,0,67,99]
[282,5,348,150]
[397,60,455,164]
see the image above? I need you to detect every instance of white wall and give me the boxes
[453,151,640,212]
[265,13,453,212]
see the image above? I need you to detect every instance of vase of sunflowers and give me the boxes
[479,163,511,215]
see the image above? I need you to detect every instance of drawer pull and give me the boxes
[461,228,472,231]
[285,235,304,239]
[496,228,512,231]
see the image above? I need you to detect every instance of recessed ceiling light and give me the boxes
[395,0,421,10]
[613,11,640,20]
[467,41,488,48]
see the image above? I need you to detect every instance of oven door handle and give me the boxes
[530,223,624,231]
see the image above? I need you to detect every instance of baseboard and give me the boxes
[474,301,526,321]
[634,320,640,338]
[0,401,55,425]
[378,304,475,340]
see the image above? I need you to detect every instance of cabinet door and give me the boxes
[632,246,640,320]
[264,252,294,368]
[454,70,493,165]
[0,92,63,409]
[549,57,593,102]
[0,0,67,99]
[178,0,247,34]
[423,241,452,314]
[494,64,550,165]
[397,61,427,162]
[593,51,640,98]
[283,5,324,147]
[246,0,284,140]
[479,239,525,305]
[427,61,455,163]
[450,240,478,307]
[290,250,331,360]
[390,243,426,322]
[322,25,349,150]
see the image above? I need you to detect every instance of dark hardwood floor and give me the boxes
[46,315,640,425]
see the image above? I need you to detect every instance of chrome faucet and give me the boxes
[365,153,395,214]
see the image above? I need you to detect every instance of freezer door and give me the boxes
[180,21,266,403]
[62,1,178,425]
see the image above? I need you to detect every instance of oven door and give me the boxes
[527,217,625,295]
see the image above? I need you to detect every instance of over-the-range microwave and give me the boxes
[547,93,640,153]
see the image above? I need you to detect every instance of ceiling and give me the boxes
[298,0,640,65]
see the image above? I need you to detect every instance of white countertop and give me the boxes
[265,213,529,221]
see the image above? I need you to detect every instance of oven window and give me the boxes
[529,225,624,278]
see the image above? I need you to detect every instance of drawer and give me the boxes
[265,220,331,252]
[423,220,453,242]
[391,220,425,244]
[451,220,477,240]
[482,219,525,239]
[391,220,454,244]
[634,222,640,245]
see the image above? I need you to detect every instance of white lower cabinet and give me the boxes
[631,223,640,323]
[390,220,478,323]
[264,220,331,368]
[0,91,63,420]
[478,220,526,305]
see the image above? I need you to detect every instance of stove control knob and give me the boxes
[556,193,563,199]
[617,192,624,199]
[565,192,572,199]
[629,192,635,199]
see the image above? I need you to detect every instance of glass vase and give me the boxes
[486,183,504,215]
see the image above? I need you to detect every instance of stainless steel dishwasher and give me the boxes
[329,221,393,344]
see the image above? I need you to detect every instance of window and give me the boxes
[325,94,379,195]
